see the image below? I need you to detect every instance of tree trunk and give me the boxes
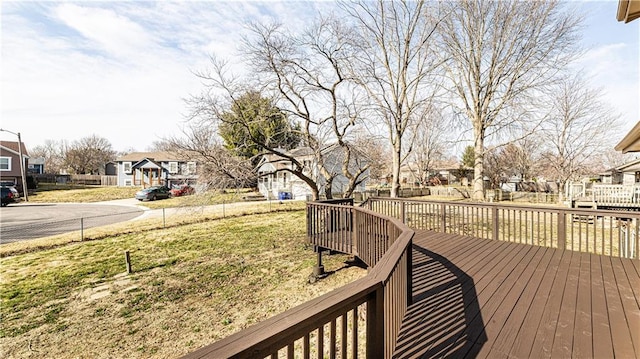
[557,180,566,205]
[472,129,485,201]
[307,185,319,201]
[391,140,402,198]
[323,177,334,200]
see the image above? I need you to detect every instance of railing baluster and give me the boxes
[287,343,294,359]
[317,325,324,359]
[341,313,347,358]
[304,333,310,359]
[352,308,358,359]
[330,319,336,359]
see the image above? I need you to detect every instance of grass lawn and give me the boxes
[28,183,260,209]
[0,210,366,358]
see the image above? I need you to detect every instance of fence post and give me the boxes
[366,286,384,358]
[125,251,132,274]
[162,208,166,228]
[557,210,566,250]
[80,217,84,241]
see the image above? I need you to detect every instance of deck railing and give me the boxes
[182,200,414,359]
[364,198,639,259]
[567,183,640,207]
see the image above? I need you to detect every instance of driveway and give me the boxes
[0,200,144,244]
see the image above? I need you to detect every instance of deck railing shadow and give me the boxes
[394,245,486,359]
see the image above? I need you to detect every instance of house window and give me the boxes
[123,162,132,173]
[169,162,178,174]
[124,179,132,186]
[635,171,640,183]
[0,157,10,171]
[187,162,196,175]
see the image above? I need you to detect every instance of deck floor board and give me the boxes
[394,230,640,359]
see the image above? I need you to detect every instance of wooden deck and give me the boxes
[395,230,640,359]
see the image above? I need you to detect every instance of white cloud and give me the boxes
[576,41,639,134]
[1,1,637,152]
[53,4,154,62]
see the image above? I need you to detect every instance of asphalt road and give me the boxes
[0,199,145,244]
[0,198,298,244]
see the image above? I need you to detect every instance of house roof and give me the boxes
[116,151,183,162]
[0,141,30,157]
[617,0,640,23]
[615,121,640,153]
[30,157,45,165]
[614,157,640,172]
[132,158,163,169]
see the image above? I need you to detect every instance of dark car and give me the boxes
[135,186,171,201]
[1,186,21,207]
[170,184,195,197]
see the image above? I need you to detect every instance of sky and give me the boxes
[1,1,639,154]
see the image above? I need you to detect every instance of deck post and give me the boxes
[312,246,325,277]
[557,210,566,250]
[492,207,499,241]
[400,200,406,223]
[366,287,384,359]
[440,203,447,233]
[352,209,358,255]
[407,238,413,306]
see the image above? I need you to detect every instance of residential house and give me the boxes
[616,121,640,153]
[0,141,29,192]
[617,0,640,23]
[396,159,469,187]
[27,156,45,175]
[600,158,640,185]
[114,151,198,188]
[256,145,369,200]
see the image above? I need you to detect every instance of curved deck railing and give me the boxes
[364,197,639,259]
[182,200,415,359]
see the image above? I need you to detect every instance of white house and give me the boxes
[114,151,198,188]
[600,158,640,185]
[256,145,369,200]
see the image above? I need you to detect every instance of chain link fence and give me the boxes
[0,200,307,245]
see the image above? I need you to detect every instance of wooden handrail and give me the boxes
[182,200,415,359]
[365,197,639,259]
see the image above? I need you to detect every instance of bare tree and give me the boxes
[29,139,69,175]
[64,135,115,175]
[164,125,256,190]
[438,0,582,200]
[598,148,636,170]
[538,74,622,203]
[483,141,537,190]
[405,105,450,186]
[483,146,509,190]
[231,16,369,199]
[351,128,390,184]
[342,0,442,197]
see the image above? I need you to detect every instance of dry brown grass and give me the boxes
[0,210,366,358]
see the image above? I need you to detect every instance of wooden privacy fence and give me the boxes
[364,198,639,259]
[182,200,414,359]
